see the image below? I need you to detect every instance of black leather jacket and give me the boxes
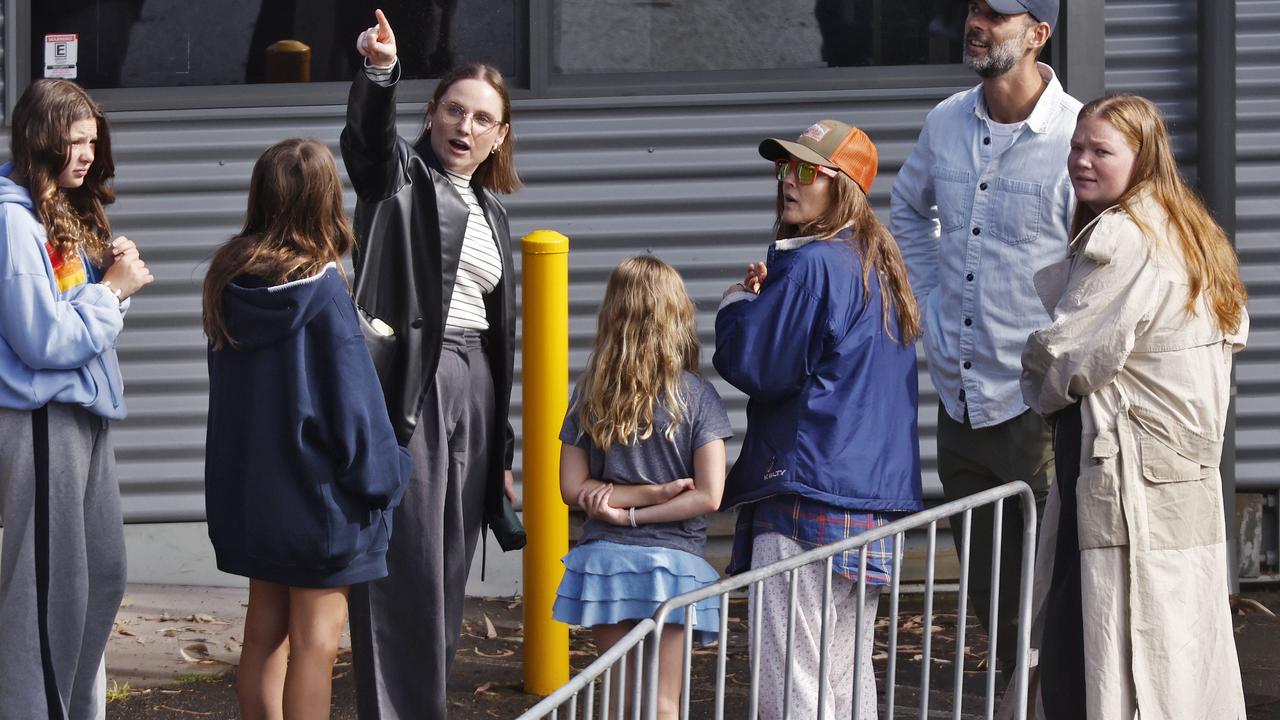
[340,69,516,482]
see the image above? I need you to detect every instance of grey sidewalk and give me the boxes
[106,584,266,688]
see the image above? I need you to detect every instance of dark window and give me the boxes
[32,0,521,89]
[553,0,966,74]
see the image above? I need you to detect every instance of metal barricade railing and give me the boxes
[646,481,1037,720]
[517,619,656,720]
[519,481,1037,720]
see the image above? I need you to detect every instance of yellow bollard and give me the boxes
[521,229,570,695]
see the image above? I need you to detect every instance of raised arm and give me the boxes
[714,269,832,401]
[340,9,407,203]
[0,228,148,370]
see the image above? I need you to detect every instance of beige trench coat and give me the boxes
[1021,196,1248,720]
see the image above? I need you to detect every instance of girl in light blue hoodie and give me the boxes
[0,79,153,719]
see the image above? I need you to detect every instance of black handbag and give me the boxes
[486,495,527,551]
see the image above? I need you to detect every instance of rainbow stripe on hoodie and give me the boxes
[45,241,88,292]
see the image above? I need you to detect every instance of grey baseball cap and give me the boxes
[985,0,1059,31]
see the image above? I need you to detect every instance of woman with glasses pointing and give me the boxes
[341,9,522,718]
[715,121,925,719]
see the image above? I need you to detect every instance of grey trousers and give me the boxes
[350,331,493,719]
[0,404,126,720]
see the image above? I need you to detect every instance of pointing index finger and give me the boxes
[375,8,391,36]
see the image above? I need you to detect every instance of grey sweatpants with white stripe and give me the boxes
[0,404,126,720]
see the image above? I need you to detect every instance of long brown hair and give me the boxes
[776,173,921,344]
[202,138,355,349]
[576,256,700,450]
[9,79,115,261]
[1071,93,1247,335]
[418,63,522,194]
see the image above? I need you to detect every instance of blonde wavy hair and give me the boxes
[776,171,921,345]
[1071,93,1247,335]
[576,256,700,450]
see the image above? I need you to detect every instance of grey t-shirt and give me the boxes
[560,371,732,556]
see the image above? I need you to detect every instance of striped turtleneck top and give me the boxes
[443,171,503,330]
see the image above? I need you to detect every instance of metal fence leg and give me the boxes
[586,677,596,720]
[1015,488,1038,720]
[749,581,763,720]
[715,593,729,720]
[615,653,627,720]
[783,569,798,720]
[853,551,869,720]
[985,498,1005,720]
[602,667,613,720]
[885,531,903,719]
[920,521,937,718]
[817,557,833,720]
[681,604,694,719]
[631,639,645,720]
[953,509,973,720]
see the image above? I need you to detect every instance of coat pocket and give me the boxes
[323,482,389,569]
[1138,434,1221,551]
[356,305,397,382]
[1076,431,1128,550]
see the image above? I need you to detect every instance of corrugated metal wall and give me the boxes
[1236,0,1280,492]
[1104,0,1279,493]
[1103,0,1199,167]
[2,0,1273,531]
[1,3,6,123]
[26,86,962,523]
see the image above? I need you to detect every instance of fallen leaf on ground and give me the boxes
[484,615,498,639]
[474,681,492,695]
[179,642,213,663]
[152,705,212,716]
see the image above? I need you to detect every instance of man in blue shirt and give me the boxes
[889,0,1081,681]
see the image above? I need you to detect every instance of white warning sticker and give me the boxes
[45,34,79,79]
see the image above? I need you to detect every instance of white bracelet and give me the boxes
[628,507,637,528]
[100,280,123,303]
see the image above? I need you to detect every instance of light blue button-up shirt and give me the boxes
[890,64,1082,429]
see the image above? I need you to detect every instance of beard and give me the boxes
[963,26,1027,78]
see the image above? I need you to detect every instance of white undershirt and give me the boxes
[987,119,1025,156]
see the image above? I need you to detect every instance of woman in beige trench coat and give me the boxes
[1022,93,1250,720]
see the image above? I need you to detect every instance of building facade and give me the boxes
[0,0,1276,590]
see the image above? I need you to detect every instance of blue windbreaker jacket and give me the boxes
[714,234,924,513]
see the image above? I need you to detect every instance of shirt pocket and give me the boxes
[1076,431,1128,550]
[1138,433,1221,551]
[988,177,1043,245]
[930,165,973,233]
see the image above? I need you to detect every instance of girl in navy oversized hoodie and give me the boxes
[202,138,410,719]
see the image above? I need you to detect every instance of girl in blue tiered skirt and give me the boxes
[553,256,732,718]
